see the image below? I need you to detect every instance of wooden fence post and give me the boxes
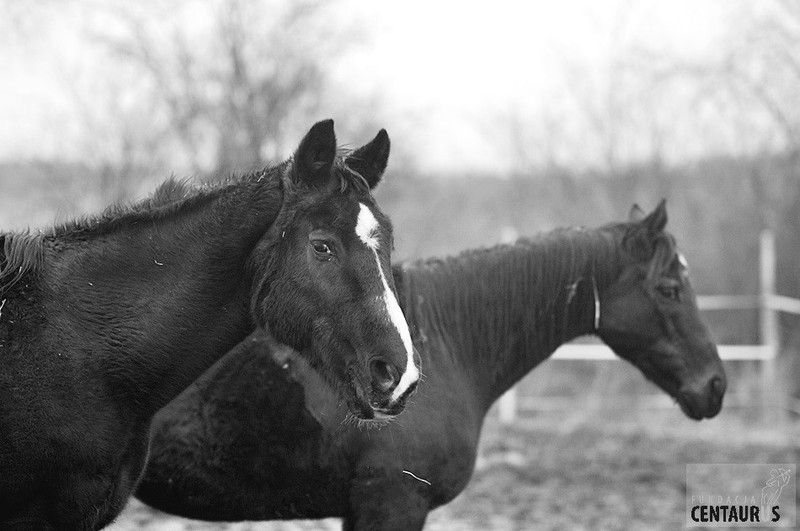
[759,229,779,422]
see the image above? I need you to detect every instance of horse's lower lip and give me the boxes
[677,392,706,420]
[347,394,397,421]
[372,410,396,421]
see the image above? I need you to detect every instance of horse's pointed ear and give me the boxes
[629,204,646,222]
[624,199,668,258]
[293,119,337,187]
[346,129,390,189]
[641,199,668,235]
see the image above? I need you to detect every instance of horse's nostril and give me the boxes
[710,375,725,395]
[369,359,399,394]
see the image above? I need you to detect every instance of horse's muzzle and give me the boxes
[678,374,726,420]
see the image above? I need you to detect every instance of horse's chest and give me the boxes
[360,402,480,505]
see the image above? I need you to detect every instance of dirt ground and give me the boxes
[108,404,800,531]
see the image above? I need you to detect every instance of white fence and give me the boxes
[498,230,800,423]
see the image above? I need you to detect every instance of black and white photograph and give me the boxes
[1,1,799,529]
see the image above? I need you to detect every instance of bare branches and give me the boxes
[81,0,350,177]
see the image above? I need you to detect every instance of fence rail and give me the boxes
[551,344,775,361]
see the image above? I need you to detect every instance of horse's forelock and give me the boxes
[646,232,679,280]
[614,219,680,280]
[283,149,370,197]
[335,152,370,195]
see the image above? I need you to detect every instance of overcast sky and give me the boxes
[0,0,748,173]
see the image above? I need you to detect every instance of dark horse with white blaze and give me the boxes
[137,201,726,530]
[0,120,419,530]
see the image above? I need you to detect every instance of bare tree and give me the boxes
[676,0,800,391]
[88,0,357,177]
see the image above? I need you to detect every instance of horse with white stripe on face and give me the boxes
[0,119,420,530]
[355,203,419,413]
[248,125,419,420]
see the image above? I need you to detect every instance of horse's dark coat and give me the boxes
[0,121,417,530]
[138,202,726,530]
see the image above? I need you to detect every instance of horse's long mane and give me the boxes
[396,221,680,379]
[0,170,269,292]
[57,165,289,239]
[646,232,680,279]
[0,152,368,293]
[398,228,613,364]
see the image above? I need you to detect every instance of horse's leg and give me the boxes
[93,430,152,529]
[50,434,149,531]
[342,508,428,531]
[343,474,430,531]
[1,498,61,531]
[0,518,57,531]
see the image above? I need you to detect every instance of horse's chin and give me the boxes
[343,372,381,420]
[346,394,375,419]
[676,394,705,421]
[653,380,708,420]
[344,382,400,422]
[676,389,723,421]
[308,341,400,422]
[345,393,399,422]
[372,409,397,421]
[630,355,714,419]
[342,411,393,430]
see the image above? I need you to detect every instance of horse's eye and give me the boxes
[656,285,680,301]
[311,241,332,257]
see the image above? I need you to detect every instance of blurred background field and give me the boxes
[3,0,800,528]
[109,410,800,530]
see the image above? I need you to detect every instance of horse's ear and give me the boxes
[629,204,646,222]
[641,199,668,235]
[346,129,390,189]
[293,119,337,187]
[624,199,668,258]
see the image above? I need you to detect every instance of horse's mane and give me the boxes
[0,151,368,293]
[142,149,368,209]
[396,221,680,368]
[333,149,371,193]
[647,232,679,279]
[397,228,609,358]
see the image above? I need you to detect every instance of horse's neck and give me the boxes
[404,229,619,410]
[41,176,283,414]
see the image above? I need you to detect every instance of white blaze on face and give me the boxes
[677,252,690,281]
[356,203,419,401]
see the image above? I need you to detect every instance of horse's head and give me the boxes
[597,200,726,420]
[250,120,419,421]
